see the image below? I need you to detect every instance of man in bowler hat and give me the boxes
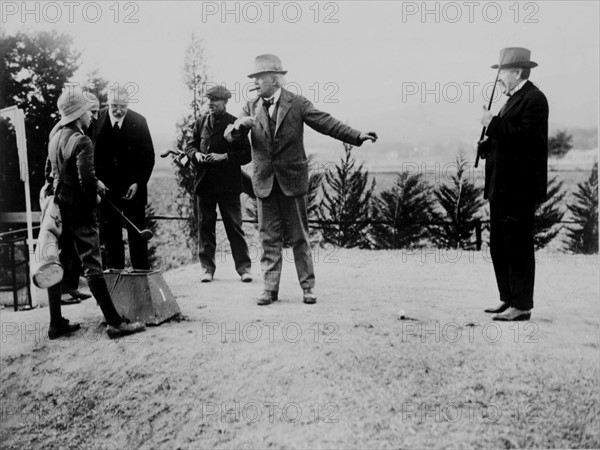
[225,54,378,305]
[479,47,549,321]
[185,85,253,282]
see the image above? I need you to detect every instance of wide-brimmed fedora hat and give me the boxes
[492,47,538,69]
[247,54,288,78]
[58,86,92,126]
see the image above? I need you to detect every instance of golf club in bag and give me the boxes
[160,147,256,198]
[159,148,190,166]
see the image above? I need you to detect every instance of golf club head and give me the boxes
[159,148,181,158]
[139,229,154,241]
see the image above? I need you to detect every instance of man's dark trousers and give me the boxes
[100,196,149,270]
[198,193,251,275]
[489,199,535,311]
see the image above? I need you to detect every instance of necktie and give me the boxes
[263,99,277,136]
[113,122,120,132]
[498,94,513,117]
[262,99,272,115]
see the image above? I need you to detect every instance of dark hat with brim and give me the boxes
[205,85,232,100]
[492,47,538,69]
[247,54,288,78]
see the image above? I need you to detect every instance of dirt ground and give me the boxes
[1,248,598,449]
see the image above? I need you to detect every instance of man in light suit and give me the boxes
[93,85,155,270]
[479,47,549,321]
[226,54,377,305]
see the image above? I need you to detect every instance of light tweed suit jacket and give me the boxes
[225,88,363,198]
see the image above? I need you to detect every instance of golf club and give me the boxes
[105,198,154,241]
[475,51,506,168]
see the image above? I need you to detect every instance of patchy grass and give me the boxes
[1,248,598,448]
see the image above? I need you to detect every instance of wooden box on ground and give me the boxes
[104,269,180,325]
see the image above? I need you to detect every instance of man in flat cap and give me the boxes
[225,54,378,305]
[93,85,155,271]
[185,85,253,282]
[480,47,549,321]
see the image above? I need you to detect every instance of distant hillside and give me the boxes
[151,125,598,173]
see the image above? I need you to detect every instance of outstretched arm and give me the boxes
[302,96,377,146]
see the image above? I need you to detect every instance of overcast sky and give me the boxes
[2,0,599,157]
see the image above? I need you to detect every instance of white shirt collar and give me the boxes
[264,88,282,104]
[109,110,125,128]
[507,79,526,97]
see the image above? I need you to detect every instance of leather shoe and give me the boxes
[106,321,146,339]
[66,289,91,300]
[48,318,81,340]
[493,307,531,321]
[257,291,278,306]
[201,272,214,283]
[240,272,253,283]
[484,301,510,314]
[60,294,81,305]
[303,288,317,305]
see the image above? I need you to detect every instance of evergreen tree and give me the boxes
[173,33,209,259]
[430,152,485,249]
[534,176,566,250]
[548,130,573,159]
[566,162,598,254]
[370,171,436,249]
[318,143,375,248]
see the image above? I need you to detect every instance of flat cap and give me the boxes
[205,85,232,100]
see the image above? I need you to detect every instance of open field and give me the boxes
[1,248,598,448]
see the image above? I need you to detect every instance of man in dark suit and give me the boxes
[93,86,155,270]
[479,47,549,321]
[185,85,253,283]
[226,54,378,305]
